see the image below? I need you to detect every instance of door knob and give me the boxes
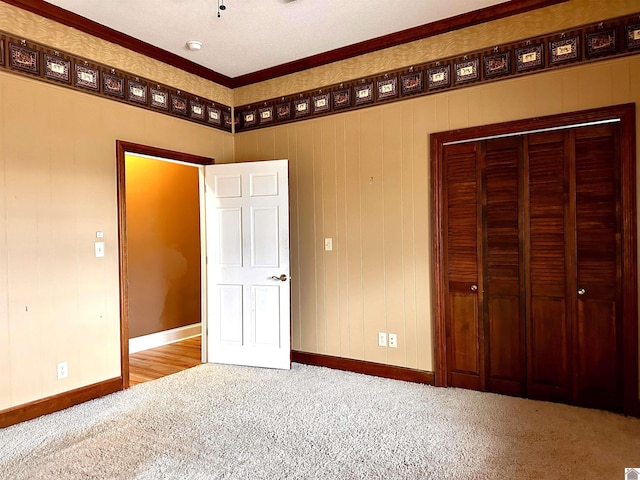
[470,284,478,292]
[271,274,288,282]
[577,288,586,296]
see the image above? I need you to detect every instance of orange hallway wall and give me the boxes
[125,155,201,339]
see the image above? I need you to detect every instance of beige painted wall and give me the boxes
[235,54,640,372]
[125,155,201,339]
[0,71,232,411]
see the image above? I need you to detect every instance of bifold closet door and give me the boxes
[483,137,526,397]
[440,117,626,412]
[573,124,622,411]
[443,142,484,390]
[524,125,622,410]
[524,131,573,404]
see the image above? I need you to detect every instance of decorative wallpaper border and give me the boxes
[0,30,232,132]
[235,13,640,132]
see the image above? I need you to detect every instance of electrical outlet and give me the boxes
[57,361,68,379]
[389,333,398,348]
[378,332,387,347]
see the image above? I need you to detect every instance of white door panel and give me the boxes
[251,207,279,267]
[205,160,290,370]
[216,208,243,266]
[217,284,243,344]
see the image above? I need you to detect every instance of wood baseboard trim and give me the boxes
[292,351,434,385]
[0,377,123,428]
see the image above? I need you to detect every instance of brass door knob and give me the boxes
[578,288,586,296]
[470,284,478,292]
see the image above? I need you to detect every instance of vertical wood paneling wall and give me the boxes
[236,103,435,371]
[235,55,640,373]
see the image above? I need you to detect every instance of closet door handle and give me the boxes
[470,284,478,292]
[577,288,586,296]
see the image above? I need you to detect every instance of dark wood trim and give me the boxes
[116,141,130,389]
[430,103,639,416]
[618,105,639,417]
[116,141,214,390]
[116,141,216,167]
[0,377,122,428]
[0,0,233,88]
[3,0,566,88]
[292,351,434,385]
[233,0,568,86]
[431,105,638,146]
[430,133,446,387]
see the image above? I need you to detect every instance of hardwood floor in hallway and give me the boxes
[129,335,202,386]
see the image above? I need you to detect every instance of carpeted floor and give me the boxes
[1,363,639,479]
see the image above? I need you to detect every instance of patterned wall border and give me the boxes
[0,32,232,132]
[236,13,640,132]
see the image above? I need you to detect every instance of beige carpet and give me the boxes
[1,363,639,479]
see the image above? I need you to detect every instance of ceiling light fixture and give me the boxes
[217,0,226,18]
[186,40,203,51]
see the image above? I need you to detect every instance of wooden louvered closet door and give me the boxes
[573,124,622,411]
[525,131,574,404]
[443,142,484,390]
[483,137,526,397]
[442,123,623,411]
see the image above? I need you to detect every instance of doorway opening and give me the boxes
[116,141,215,388]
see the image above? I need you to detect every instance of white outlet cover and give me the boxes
[378,332,387,347]
[57,361,68,379]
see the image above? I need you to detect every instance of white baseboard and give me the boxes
[129,323,201,354]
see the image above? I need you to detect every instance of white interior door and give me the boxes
[204,160,290,369]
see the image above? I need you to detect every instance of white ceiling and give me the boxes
[44,0,508,79]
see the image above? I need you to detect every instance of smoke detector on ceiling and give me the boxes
[186,40,203,51]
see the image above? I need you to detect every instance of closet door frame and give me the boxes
[431,103,638,416]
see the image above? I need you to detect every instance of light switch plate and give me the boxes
[324,238,333,251]
[95,241,105,257]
